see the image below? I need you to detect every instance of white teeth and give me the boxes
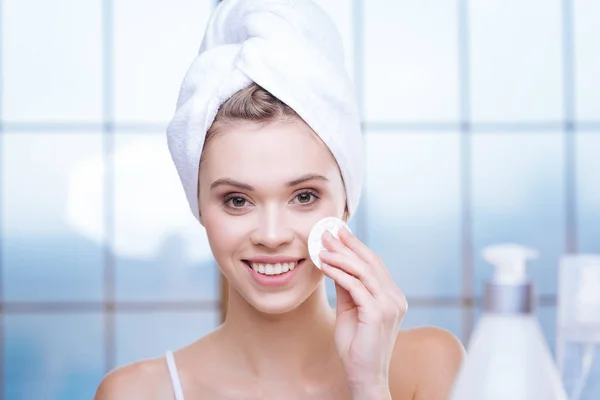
[250,261,298,275]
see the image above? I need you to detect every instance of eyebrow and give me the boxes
[210,174,329,191]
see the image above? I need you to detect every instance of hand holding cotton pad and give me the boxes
[308,217,351,269]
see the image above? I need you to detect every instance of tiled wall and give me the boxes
[1,0,599,398]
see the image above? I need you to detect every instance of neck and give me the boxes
[217,282,339,379]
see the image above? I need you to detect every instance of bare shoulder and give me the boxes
[94,357,174,400]
[390,327,466,399]
[398,326,466,362]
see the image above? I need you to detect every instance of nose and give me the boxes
[250,205,294,249]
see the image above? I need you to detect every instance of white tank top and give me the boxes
[165,351,185,400]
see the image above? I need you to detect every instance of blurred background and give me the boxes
[1,0,599,398]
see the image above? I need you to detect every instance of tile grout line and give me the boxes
[0,0,4,396]
[0,295,558,312]
[353,0,368,246]
[458,0,475,346]
[562,0,577,254]
[102,0,116,375]
[3,121,600,134]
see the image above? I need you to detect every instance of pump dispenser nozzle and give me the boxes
[483,243,538,284]
[482,244,539,314]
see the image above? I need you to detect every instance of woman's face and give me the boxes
[198,117,347,314]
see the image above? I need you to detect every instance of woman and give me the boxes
[96,1,465,399]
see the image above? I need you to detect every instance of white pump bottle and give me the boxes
[451,244,568,400]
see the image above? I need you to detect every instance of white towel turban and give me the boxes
[166,0,364,222]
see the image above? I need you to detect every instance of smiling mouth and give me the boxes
[242,259,305,276]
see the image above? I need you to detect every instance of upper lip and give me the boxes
[244,256,304,264]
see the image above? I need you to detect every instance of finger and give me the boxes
[322,230,371,276]
[321,231,361,269]
[321,231,382,292]
[334,281,354,315]
[319,248,379,296]
[337,227,382,267]
[338,227,393,282]
[336,228,408,307]
[320,262,374,310]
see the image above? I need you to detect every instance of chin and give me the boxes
[253,301,304,315]
[246,290,313,315]
[230,273,324,315]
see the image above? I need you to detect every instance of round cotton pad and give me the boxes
[308,217,350,269]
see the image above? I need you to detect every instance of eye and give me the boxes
[225,196,247,208]
[297,193,311,204]
[294,191,319,205]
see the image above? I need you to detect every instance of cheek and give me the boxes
[202,209,244,256]
[293,201,345,240]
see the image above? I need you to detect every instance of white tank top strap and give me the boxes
[165,351,185,400]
